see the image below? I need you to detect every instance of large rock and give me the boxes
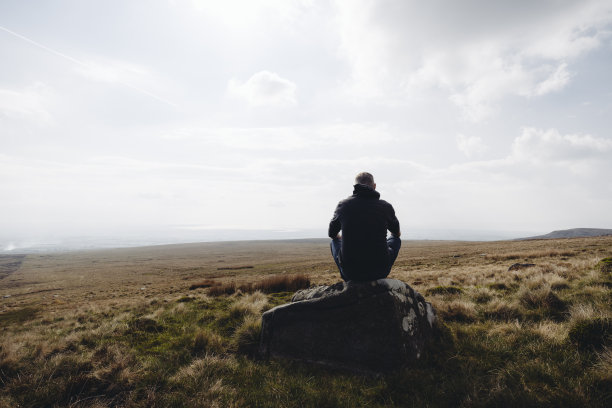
[259,278,436,373]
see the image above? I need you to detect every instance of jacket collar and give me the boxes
[353,184,380,199]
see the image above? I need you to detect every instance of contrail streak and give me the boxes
[0,25,178,108]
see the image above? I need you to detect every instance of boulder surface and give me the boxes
[259,278,436,373]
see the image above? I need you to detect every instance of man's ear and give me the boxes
[373,183,377,190]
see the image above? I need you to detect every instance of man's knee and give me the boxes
[330,239,344,277]
[388,236,401,251]
[330,238,342,256]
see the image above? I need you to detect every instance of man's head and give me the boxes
[355,172,376,189]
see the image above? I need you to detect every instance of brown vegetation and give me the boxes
[0,236,610,407]
[203,274,310,296]
[246,273,311,294]
[217,265,254,270]
[188,279,216,290]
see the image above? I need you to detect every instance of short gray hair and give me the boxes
[355,172,375,187]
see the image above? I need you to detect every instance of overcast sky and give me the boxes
[1,0,612,244]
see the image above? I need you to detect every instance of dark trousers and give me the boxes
[330,236,401,282]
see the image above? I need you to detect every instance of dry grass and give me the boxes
[532,320,567,343]
[229,291,269,316]
[193,329,226,355]
[206,274,310,297]
[433,299,477,322]
[569,303,605,322]
[249,273,311,293]
[1,236,611,407]
[232,314,263,356]
[208,282,237,297]
[483,298,523,321]
[189,279,217,290]
[168,356,238,407]
[518,284,566,310]
[592,347,612,382]
[471,287,495,303]
[487,320,523,337]
[485,249,576,261]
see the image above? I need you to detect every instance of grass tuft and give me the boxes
[250,274,311,294]
[518,285,567,318]
[208,282,237,296]
[193,329,226,355]
[129,317,164,333]
[207,274,310,297]
[550,278,570,291]
[0,306,40,327]
[471,287,495,303]
[232,315,262,357]
[568,317,611,350]
[230,292,269,316]
[598,257,612,274]
[167,356,236,406]
[426,285,463,296]
[189,279,217,290]
[483,299,523,321]
[435,300,477,322]
[487,282,512,291]
[592,347,612,383]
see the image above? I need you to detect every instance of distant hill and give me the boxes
[519,228,612,240]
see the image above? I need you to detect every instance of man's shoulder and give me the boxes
[333,195,361,213]
[336,195,356,205]
[378,199,398,216]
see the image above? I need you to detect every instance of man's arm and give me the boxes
[387,204,401,237]
[328,203,342,239]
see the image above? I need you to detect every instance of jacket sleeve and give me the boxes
[328,202,342,238]
[387,204,401,237]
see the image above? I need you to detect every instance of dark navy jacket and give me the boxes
[328,184,400,280]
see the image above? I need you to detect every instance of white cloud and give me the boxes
[332,0,393,99]
[315,123,396,145]
[442,52,534,121]
[392,128,612,230]
[196,127,308,150]
[534,63,571,96]
[159,122,395,151]
[75,58,150,84]
[227,71,297,107]
[0,25,176,108]
[160,126,306,150]
[333,0,612,119]
[445,61,571,121]
[456,134,487,158]
[522,1,610,60]
[74,57,177,107]
[0,83,52,122]
[191,0,311,28]
[511,127,612,163]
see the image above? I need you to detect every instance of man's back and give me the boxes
[329,182,400,281]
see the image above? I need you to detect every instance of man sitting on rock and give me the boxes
[329,172,401,281]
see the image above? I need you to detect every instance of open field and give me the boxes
[1,237,611,407]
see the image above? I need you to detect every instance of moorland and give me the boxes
[0,237,611,407]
